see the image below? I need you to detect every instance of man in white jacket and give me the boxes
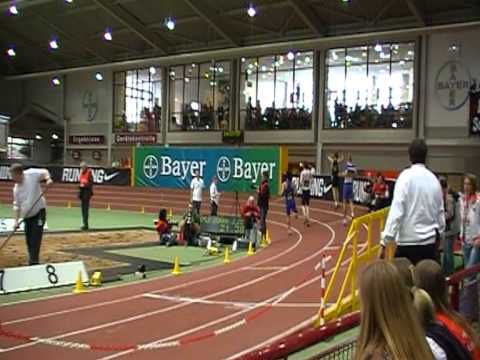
[381,139,445,264]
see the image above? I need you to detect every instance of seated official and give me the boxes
[179,203,201,246]
[155,209,176,246]
[242,196,260,249]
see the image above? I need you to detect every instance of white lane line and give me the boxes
[242,266,288,271]
[2,218,334,354]
[95,247,337,360]
[2,214,302,326]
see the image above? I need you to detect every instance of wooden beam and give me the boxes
[183,0,240,46]
[287,0,326,35]
[404,0,426,26]
[92,0,169,54]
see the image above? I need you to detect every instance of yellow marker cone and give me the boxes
[73,271,87,294]
[168,208,173,219]
[172,256,182,275]
[67,201,72,209]
[224,247,231,264]
[261,234,268,248]
[107,204,111,211]
[247,242,255,256]
[266,229,271,244]
[90,271,102,286]
[141,206,145,214]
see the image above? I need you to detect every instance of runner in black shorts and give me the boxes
[299,163,312,226]
[328,152,344,209]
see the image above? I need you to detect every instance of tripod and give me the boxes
[231,190,241,219]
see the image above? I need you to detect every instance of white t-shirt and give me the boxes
[210,182,220,205]
[13,168,49,219]
[299,169,312,191]
[190,177,204,202]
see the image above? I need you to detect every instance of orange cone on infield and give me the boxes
[73,271,87,294]
[172,256,182,275]
[247,242,255,256]
[224,247,231,264]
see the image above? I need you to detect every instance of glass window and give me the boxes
[8,137,33,159]
[169,61,231,131]
[240,51,314,130]
[324,42,414,129]
[113,67,162,133]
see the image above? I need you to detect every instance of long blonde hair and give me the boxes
[355,261,433,360]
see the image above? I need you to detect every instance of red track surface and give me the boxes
[0,186,366,360]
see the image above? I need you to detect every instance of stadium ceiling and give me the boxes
[0,0,479,76]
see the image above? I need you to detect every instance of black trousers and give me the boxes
[81,194,91,228]
[210,201,218,216]
[259,206,268,236]
[192,201,201,215]
[395,243,438,265]
[24,208,46,266]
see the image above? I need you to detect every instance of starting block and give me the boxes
[90,271,102,286]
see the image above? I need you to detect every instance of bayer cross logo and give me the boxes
[435,61,472,111]
[216,156,231,183]
[143,155,159,179]
[82,91,98,122]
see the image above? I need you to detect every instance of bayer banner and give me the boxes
[134,147,286,194]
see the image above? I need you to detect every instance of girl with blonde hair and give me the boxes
[355,260,433,360]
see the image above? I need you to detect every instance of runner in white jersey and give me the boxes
[299,163,312,227]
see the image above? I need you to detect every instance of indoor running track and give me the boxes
[0,196,365,360]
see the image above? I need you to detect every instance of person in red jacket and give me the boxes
[155,209,176,246]
[78,161,93,231]
[242,196,260,249]
[372,173,389,211]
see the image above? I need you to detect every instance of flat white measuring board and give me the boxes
[0,218,49,232]
[0,261,88,294]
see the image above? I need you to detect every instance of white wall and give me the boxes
[425,29,480,136]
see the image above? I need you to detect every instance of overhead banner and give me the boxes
[0,165,130,186]
[134,146,287,194]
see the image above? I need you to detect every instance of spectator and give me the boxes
[155,209,176,246]
[209,176,220,216]
[328,152,343,209]
[415,259,480,359]
[342,156,357,225]
[299,163,312,227]
[413,286,471,360]
[190,170,204,215]
[78,161,93,231]
[355,260,433,360]
[179,203,201,246]
[372,173,389,211]
[439,177,460,275]
[460,174,480,269]
[257,170,270,240]
[381,139,445,264]
[242,196,260,249]
[391,257,415,288]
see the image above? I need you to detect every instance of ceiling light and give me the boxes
[6,48,16,57]
[9,4,18,15]
[35,134,42,140]
[104,29,112,41]
[149,66,156,75]
[261,65,267,71]
[374,43,382,52]
[185,77,190,83]
[49,39,59,50]
[305,56,311,63]
[165,17,175,31]
[241,57,246,62]
[218,67,224,73]
[191,63,196,68]
[407,50,414,56]
[95,72,103,81]
[64,0,73,3]
[287,51,295,61]
[362,52,367,57]
[247,4,256,18]
[51,133,59,140]
[52,77,61,86]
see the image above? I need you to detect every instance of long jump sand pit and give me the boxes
[0,229,157,269]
